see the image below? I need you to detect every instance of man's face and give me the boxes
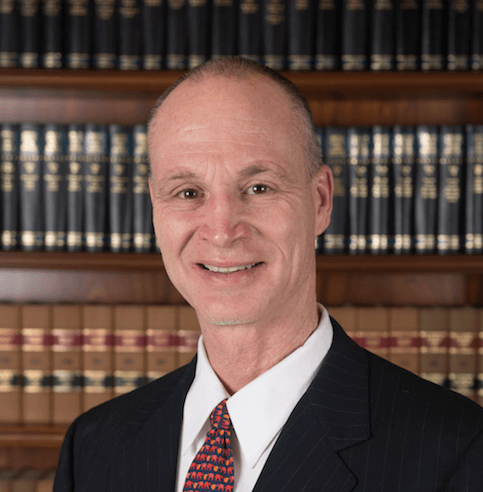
[149,75,332,328]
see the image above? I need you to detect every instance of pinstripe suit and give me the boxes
[54,318,483,492]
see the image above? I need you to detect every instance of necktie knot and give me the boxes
[210,399,231,431]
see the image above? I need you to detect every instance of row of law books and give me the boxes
[330,305,483,406]
[1,0,483,72]
[0,303,200,425]
[317,124,483,255]
[0,469,55,492]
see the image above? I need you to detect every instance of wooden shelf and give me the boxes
[0,425,67,448]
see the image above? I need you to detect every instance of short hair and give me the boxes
[147,56,322,179]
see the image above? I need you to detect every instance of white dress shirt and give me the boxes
[175,304,333,492]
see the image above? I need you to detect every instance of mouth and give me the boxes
[199,262,263,273]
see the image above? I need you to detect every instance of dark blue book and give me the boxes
[421,0,444,70]
[262,0,287,70]
[211,0,236,58]
[1,124,20,250]
[65,0,91,68]
[447,0,471,70]
[19,123,44,251]
[41,0,64,68]
[187,0,209,69]
[288,0,315,70]
[93,0,118,69]
[0,0,19,67]
[341,0,368,70]
[396,0,420,70]
[239,0,262,62]
[315,0,339,70]
[118,0,142,69]
[166,0,188,69]
[370,0,394,71]
[143,0,165,70]
[43,124,68,251]
[472,0,483,70]
[19,0,41,67]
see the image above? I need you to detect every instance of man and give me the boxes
[54,57,483,492]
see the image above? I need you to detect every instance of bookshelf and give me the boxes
[1,69,483,470]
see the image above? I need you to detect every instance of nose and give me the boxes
[198,191,249,247]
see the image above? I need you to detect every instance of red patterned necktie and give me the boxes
[183,399,234,492]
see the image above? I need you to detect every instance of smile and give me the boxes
[201,263,262,273]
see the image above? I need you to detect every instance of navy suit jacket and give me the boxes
[54,318,483,492]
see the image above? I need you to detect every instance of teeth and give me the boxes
[203,263,258,273]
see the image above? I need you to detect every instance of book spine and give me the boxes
[177,305,201,366]
[51,305,82,425]
[315,0,338,70]
[420,0,444,70]
[109,124,133,252]
[146,305,178,382]
[19,0,40,68]
[21,304,52,424]
[370,0,395,71]
[82,305,113,412]
[323,127,348,254]
[65,0,91,68]
[114,305,145,395]
[472,0,483,70]
[238,0,262,62]
[0,304,21,423]
[41,0,63,68]
[357,128,370,253]
[211,0,237,58]
[262,0,287,70]
[341,0,368,70]
[327,306,358,341]
[448,307,478,401]
[368,126,391,254]
[132,125,153,253]
[389,307,421,375]
[357,307,390,360]
[19,123,44,251]
[143,0,165,70]
[118,0,142,69]
[395,0,419,70]
[66,124,84,252]
[166,0,187,69]
[288,0,315,70]
[0,0,20,67]
[1,124,20,250]
[414,125,438,254]
[447,0,470,70]
[187,0,209,68]
[43,124,68,251]
[83,124,109,252]
[93,0,117,69]
[465,125,483,254]
[437,125,463,255]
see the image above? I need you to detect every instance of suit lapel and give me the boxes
[253,319,371,492]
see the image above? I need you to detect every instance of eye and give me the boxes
[178,188,199,199]
[246,184,270,195]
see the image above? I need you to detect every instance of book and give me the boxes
[0,304,21,423]
[52,304,82,425]
[19,0,41,68]
[84,124,109,252]
[65,0,91,68]
[177,305,201,366]
[420,0,444,70]
[370,0,395,71]
[93,0,117,69]
[448,307,478,401]
[287,0,315,70]
[41,0,63,68]
[66,124,84,252]
[447,0,471,70]
[392,125,415,254]
[436,125,463,254]
[420,307,449,387]
[322,127,348,254]
[19,123,44,251]
[1,123,20,250]
[357,307,390,359]
[367,126,391,254]
[146,305,178,382]
[262,0,287,70]
[11,469,45,492]
[414,125,438,254]
[132,124,153,253]
[83,304,114,412]
[341,0,368,70]
[395,0,419,70]
[0,470,18,491]
[166,0,187,69]
[43,124,68,251]
[187,0,209,68]
[109,124,133,252]
[211,0,237,58]
[315,0,338,70]
[36,470,56,492]
[22,304,52,424]
[389,306,420,374]
[114,305,145,395]
[238,0,262,62]
[472,0,483,70]
[118,0,142,69]
[0,0,20,68]
[143,0,165,70]
[464,125,483,255]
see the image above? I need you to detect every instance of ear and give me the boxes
[313,164,333,236]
